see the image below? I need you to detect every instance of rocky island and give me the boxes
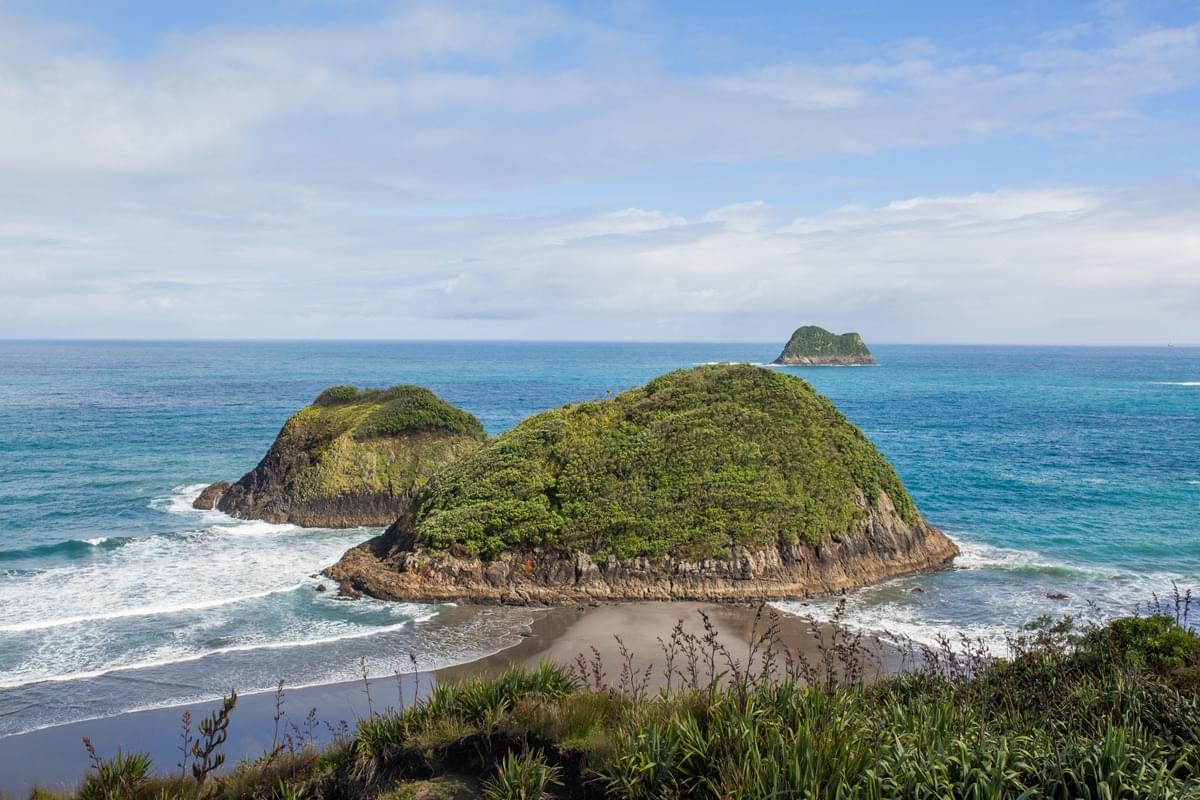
[773,325,875,365]
[194,385,486,527]
[328,364,956,602]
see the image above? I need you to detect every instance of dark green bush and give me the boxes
[406,364,918,560]
[311,384,485,440]
[353,387,486,441]
[313,385,362,405]
[1103,615,1200,672]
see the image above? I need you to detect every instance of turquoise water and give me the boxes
[1,341,1198,736]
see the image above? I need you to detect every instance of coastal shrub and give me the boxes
[384,777,479,800]
[353,387,486,441]
[482,750,560,800]
[496,661,580,700]
[311,384,485,439]
[454,679,515,729]
[312,740,355,778]
[355,712,416,760]
[78,741,152,800]
[407,364,918,561]
[314,385,362,406]
[353,662,580,760]
[1101,615,1200,672]
[506,692,628,752]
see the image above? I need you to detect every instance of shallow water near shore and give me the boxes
[1,340,1198,741]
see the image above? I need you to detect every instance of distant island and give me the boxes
[773,325,875,366]
[194,385,485,527]
[328,364,956,603]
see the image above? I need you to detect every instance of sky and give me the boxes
[1,1,1198,343]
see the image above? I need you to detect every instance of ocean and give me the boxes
[1,341,1198,739]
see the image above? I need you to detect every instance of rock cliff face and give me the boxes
[195,385,485,527]
[327,490,957,604]
[327,364,956,602]
[773,326,875,366]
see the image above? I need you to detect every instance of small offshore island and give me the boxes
[329,364,956,603]
[194,385,485,527]
[773,325,876,366]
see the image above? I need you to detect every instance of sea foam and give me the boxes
[772,534,1196,655]
[0,484,382,689]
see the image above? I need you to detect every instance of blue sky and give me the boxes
[0,1,1197,342]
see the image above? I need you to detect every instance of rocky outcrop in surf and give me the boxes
[195,385,486,528]
[773,325,875,366]
[328,364,956,603]
[192,481,230,511]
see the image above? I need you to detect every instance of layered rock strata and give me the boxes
[328,491,957,604]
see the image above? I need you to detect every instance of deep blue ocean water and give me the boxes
[1,341,1198,737]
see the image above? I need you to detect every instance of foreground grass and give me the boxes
[32,595,1200,800]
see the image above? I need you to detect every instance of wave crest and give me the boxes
[0,536,132,562]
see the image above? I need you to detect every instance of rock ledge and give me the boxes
[326,491,958,604]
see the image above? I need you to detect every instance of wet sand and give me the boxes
[0,601,888,796]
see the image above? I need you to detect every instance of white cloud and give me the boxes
[0,6,1196,178]
[0,4,1198,341]
[2,182,1197,343]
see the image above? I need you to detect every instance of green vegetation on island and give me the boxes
[773,325,875,365]
[405,364,915,561]
[196,385,485,527]
[50,600,1200,800]
[314,385,485,441]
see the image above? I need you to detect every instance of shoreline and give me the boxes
[0,601,888,795]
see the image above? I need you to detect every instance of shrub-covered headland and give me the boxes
[329,365,957,604]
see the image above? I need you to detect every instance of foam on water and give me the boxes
[0,584,308,634]
[773,535,1196,654]
[148,482,212,515]
[0,481,540,736]
[0,485,384,686]
[0,611,436,689]
[0,602,538,738]
[951,539,1048,571]
[773,595,1016,653]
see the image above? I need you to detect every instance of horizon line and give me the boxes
[0,337,1197,349]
